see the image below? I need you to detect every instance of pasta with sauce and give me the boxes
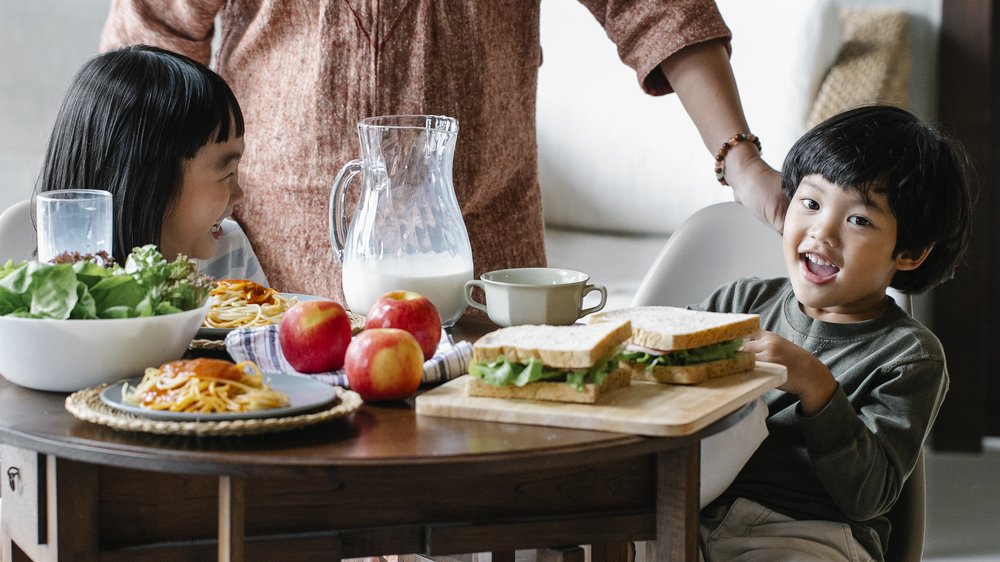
[202,279,298,329]
[121,358,290,413]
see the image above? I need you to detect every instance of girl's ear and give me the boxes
[896,244,934,271]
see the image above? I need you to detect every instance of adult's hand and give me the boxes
[658,41,788,232]
[726,153,787,232]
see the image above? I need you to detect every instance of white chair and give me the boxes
[0,200,34,262]
[631,201,923,562]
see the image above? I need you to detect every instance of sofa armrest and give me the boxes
[808,8,911,127]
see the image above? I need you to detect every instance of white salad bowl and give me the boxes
[0,302,210,392]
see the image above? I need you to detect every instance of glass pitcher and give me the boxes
[330,115,474,327]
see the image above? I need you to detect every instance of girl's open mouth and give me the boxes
[211,222,223,240]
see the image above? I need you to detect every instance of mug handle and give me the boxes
[464,280,488,313]
[329,159,363,262]
[579,283,608,317]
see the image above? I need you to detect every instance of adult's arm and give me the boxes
[578,0,787,232]
[659,41,786,232]
[98,0,224,65]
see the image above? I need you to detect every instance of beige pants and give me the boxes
[699,498,876,562]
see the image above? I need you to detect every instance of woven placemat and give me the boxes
[189,338,228,351]
[65,384,362,437]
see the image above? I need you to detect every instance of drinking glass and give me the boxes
[35,189,113,263]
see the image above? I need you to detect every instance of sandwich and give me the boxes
[466,320,632,404]
[586,306,760,385]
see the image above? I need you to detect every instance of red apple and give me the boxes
[365,290,442,360]
[344,328,424,401]
[279,300,352,373]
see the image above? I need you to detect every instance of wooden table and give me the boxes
[0,316,767,562]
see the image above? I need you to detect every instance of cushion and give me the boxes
[536,0,843,235]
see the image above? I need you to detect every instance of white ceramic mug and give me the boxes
[464,267,607,327]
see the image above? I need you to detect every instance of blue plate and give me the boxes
[100,371,338,421]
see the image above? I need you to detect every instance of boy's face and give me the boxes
[160,134,245,261]
[783,174,918,322]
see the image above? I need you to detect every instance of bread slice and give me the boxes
[622,351,756,385]
[586,307,759,351]
[466,367,631,404]
[472,320,632,369]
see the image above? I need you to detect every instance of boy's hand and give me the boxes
[742,330,837,416]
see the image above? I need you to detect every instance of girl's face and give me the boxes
[160,135,245,261]
[782,174,923,323]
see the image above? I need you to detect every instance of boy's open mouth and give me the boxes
[211,222,223,240]
[802,252,839,281]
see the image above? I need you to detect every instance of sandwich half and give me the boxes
[467,320,632,404]
[587,307,759,385]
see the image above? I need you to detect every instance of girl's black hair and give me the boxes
[35,45,245,264]
[781,105,973,294]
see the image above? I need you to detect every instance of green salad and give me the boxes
[0,245,213,320]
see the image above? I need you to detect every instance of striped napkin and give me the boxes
[225,325,472,388]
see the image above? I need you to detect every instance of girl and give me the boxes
[36,45,266,284]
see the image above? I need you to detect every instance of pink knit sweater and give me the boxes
[100,0,730,302]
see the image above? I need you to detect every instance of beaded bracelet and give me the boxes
[714,132,762,186]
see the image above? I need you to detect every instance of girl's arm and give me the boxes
[99,0,225,65]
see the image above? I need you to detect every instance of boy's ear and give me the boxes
[895,244,934,271]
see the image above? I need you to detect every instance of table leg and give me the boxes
[49,457,98,562]
[654,444,700,562]
[538,547,584,562]
[219,475,246,562]
[490,552,515,562]
[589,542,631,562]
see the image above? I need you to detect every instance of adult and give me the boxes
[100,0,785,301]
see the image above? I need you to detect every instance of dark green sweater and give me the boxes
[695,278,948,561]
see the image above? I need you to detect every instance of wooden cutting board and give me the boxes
[415,363,786,437]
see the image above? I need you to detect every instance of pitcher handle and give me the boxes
[329,159,363,262]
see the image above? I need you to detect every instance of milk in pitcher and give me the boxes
[342,254,474,326]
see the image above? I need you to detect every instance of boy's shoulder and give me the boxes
[876,308,945,364]
[696,276,791,314]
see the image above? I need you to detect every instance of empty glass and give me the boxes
[35,189,113,263]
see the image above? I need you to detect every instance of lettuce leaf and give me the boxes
[620,339,744,370]
[0,246,213,320]
[469,347,623,392]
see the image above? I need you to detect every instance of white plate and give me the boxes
[100,371,339,421]
[196,292,323,340]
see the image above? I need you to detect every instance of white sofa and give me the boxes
[537,0,910,310]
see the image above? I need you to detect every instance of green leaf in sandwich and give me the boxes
[466,320,633,404]
[585,306,760,385]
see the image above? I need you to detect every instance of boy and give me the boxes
[696,106,972,561]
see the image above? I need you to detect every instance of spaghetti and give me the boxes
[121,358,290,413]
[202,279,298,329]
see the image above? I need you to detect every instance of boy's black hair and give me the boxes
[35,45,245,265]
[781,105,973,294]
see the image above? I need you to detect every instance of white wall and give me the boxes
[0,0,941,217]
[0,0,110,213]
